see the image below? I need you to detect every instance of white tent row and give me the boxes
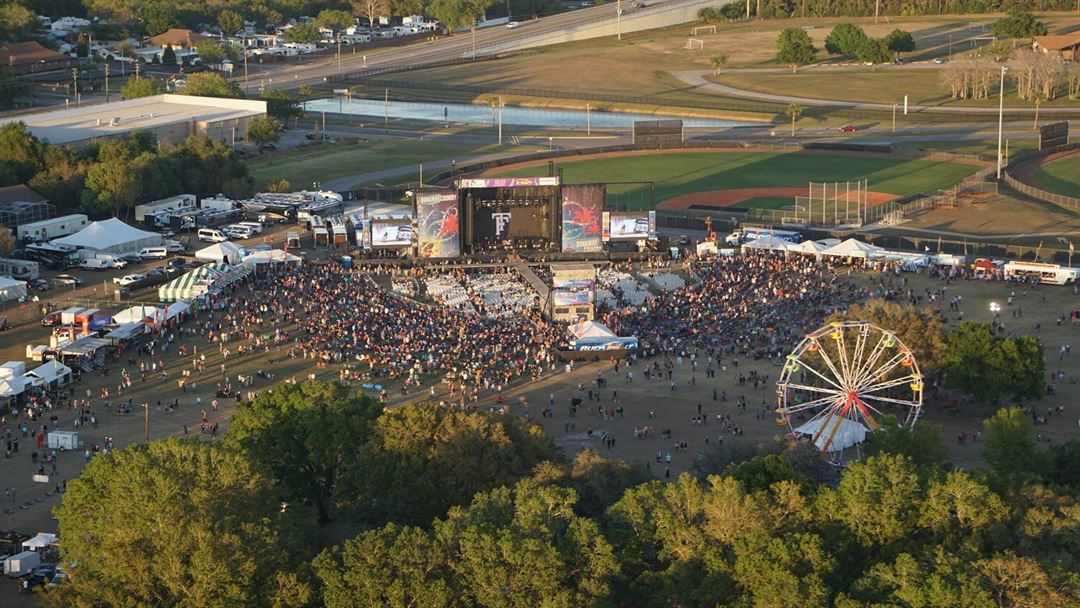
[243,249,302,265]
[158,263,250,302]
[0,275,27,302]
[52,218,163,256]
[113,302,190,325]
[0,359,73,397]
[745,237,930,266]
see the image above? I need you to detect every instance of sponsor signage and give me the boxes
[458,177,560,188]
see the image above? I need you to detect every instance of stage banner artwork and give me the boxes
[648,210,657,239]
[459,177,560,188]
[359,219,371,250]
[602,211,611,242]
[561,185,605,253]
[416,190,461,258]
[371,220,413,247]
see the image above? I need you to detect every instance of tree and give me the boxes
[785,102,803,136]
[862,415,948,468]
[314,523,456,608]
[181,72,243,98]
[429,0,496,33]
[982,406,1044,485]
[53,438,312,607]
[697,7,721,23]
[316,9,355,37]
[884,28,915,58]
[161,43,176,65]
[0,122,44,186]
[137,1,180,36]
[919,470,1008,539]
[775,28,815,73]
[943,322,1044,403]
[265,178,292,192]
[824,23,867,56]
[733,531,834,608]
[283,22,322,44]
[709,53,729,75]
[194,40,227,67]
[829,299,948,371]
[75,32,88,58]
[990,10,1048,44]
[28,146,86,211]
[121,76,164,100]
[248,116,282,147]
[224,381,383,524]
[856,37,892,69]
[261,89,305,123]
[352,0,389,30]
[217,8,243,35]
[83,156,142,217]
[826,453,923,547]
[340,403,561,525]
[0,226,13,256]
[0,3,38,38]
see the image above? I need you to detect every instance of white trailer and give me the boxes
[16,214,88,243]
[4,551,41,577]
[135,194,196,222]
[200,196,237,212]
[0,257,40,280]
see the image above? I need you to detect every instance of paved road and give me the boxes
[242,0,711,94]
[671,69,1080,115]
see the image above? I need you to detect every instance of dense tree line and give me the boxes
[0,122,253,218]
[50,380,1080,607]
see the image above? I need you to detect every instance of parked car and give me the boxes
[146,268,166,279]
[260,143,277,151]
[932,57,944,64]
[166,258,186,268]
[40,311,62,327]
[119,253,143,263]
[53,274,83,286]
[164,241,186,253]
[838,125,858,133]
[30,278,51,291]
[113,274,145,286]
[506,21,520,28]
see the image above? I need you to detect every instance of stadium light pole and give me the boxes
[617,0,622,41]
[996,65,1006,179]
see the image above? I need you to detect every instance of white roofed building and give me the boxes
[52,218,163,256]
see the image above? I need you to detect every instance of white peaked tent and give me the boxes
[794,417,868,452]
[52,218,163,255]
[24,359,72,389]
[243,249,302,265]
[791,240,830,255]
[113,305,162,324]
[195,242,243,264]
[0,275,27,301]
[742,236,793,252]
[22,533,58,550]
[820,238,884,259]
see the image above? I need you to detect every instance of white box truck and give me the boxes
[4,551,41,577]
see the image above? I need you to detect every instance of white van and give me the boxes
[80,257,113,270]
[223,225,255,239]
[198,228,229,243]
[138,247,168,260]
[236,221,263,235]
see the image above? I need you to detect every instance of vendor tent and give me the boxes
[195,242,243,264]
[158,264,249,301]
[52,218,163,256]
[0,276,27,302]
[569,320,638,351]
[790,240,830,255]
[0,377,28,398]
[113,305,162,324]
[820,238,884,259]
[24,359,72,389]
[794,417,867,452]
[22,533,57,550]
[243,249,302,265]
[742,236,793,252]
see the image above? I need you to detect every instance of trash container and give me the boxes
[341,255,353,269]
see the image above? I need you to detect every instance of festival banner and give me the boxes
[560,185,604,253]
[458,176,560,189]
[648,210,657,239]
[602,211,610,242]
[416,190,461,258]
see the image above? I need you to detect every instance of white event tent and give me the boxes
[195,242,243,264]
[820,238,884,259]
[794,417,867,453]
[243,249,302,265]
[52,218,163,256]
[0,275,27,301]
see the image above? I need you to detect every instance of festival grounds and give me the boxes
[3,264,1080,535]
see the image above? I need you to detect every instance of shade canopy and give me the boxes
[820,238,884,259]
[742,236,794,252]
[794,417,867,452]
[52,218,163,255]
[195,242,243,264]
[0,275,26,301]
[22,532,58,549]
[243,249,302,265]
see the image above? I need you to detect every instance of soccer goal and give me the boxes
[684,38,703,50]
[691,25,716,36]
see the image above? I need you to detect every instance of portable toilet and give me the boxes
[341,255,352,269]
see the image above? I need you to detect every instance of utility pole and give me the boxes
[497,95,503,145]
[143,403,149,442]
[384,88,389,133]
[745,0,750,19]
[103,63,109,102]
[1033,96,1041,130]
[244,51,248,91]
[72,68,79,106]
[587,103,591,135]
[337,33,342,74]
[617,0,622,40]
[874,0,880,23]
[135,59,140,80]
[996,65,1006,179]
[892,102,896,133]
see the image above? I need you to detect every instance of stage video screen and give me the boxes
[608,213,651,240]
[552,278,595,306]
[561,185,604,253]
[371,220,413,247]
[416,191,460,258]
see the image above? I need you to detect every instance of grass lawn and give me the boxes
[707,70,1080,109]
[245,138,529,187]
[486,151,979,202]
[892,138,1039,157]
[891,194,1080,244]
[737,196,793,210]
[1034,155,1080,199]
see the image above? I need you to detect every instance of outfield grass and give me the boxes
[897,194,1080,244]
[1034,155,1080,199]
[736,196,793,210]
[486,151,979,202]
[892,139,1039,157]
[246,138,531,187]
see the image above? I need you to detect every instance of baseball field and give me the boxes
[1034,153,1080,199]
[485,149,981,210]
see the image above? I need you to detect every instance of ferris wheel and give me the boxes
[776,321,924,464]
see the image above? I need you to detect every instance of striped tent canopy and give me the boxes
[158,263,250,302]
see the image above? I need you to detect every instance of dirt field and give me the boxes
[658,187,897,211]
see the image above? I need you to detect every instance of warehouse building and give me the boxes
[5,94,267,147]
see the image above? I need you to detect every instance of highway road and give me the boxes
[241,0,715,94]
